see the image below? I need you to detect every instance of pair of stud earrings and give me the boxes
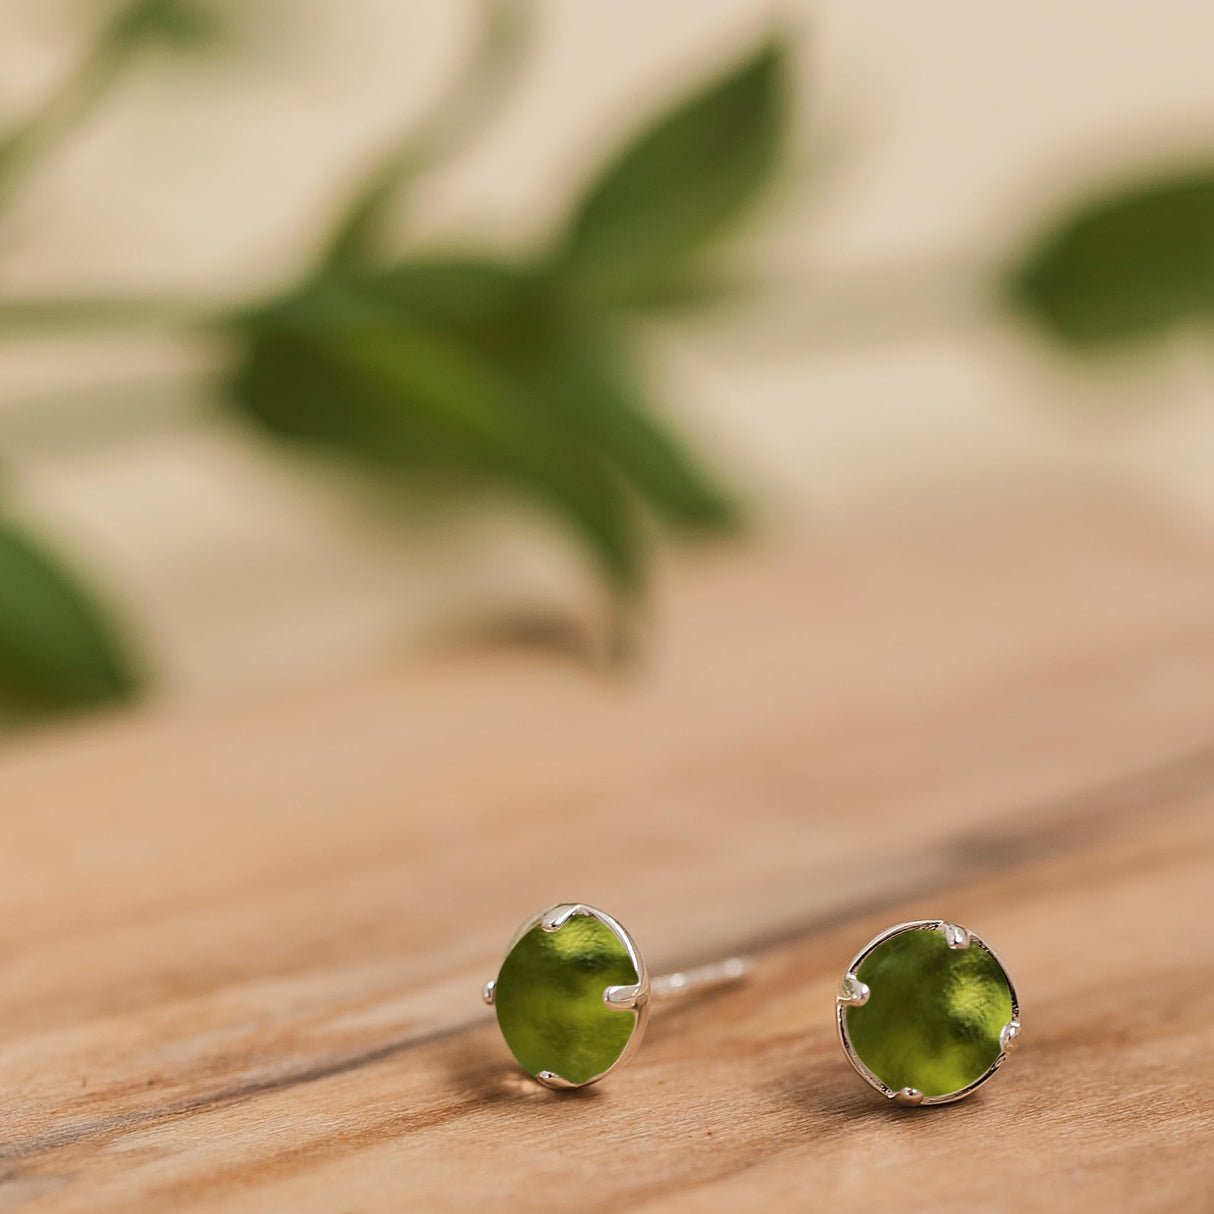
[484,903,1021,1106]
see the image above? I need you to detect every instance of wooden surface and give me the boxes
[1,489,1213,1212]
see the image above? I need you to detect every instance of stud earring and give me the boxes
[836,919,1020,1107]
[484,903,747,1089]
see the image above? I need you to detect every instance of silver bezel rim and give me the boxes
[836,919,1021,1107]
[487,903,651,1090]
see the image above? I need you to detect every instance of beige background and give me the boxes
[3,0,1214,694]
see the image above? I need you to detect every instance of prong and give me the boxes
[939,922,971,950]
[837,973,870,1007]
[893,1087,924,1107]
[603,982,647,1011]
[482,979,496,1006]
[541,904,591,932]
[1000,1019,1021,1053]
[535,1071,578,1090]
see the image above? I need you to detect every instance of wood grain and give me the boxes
[1,489,1213,1212]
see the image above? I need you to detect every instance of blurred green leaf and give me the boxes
[229,271,647,597]
[606,269,748,315]
[506,324,738,532]
[0,519,140,717]
[229,253,740,603]
[1008,165,1214,348]
[362,259,737,529]
[366,257,537,330]
[554,39,789,306]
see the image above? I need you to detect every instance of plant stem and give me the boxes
[322,0,533,266]
[0,293,230,339]
[0,0,176,216]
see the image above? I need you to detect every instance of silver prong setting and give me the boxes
[493,903,652,1091]
[939,922,971,949]
[837,973,870,1007]
[482,979,496,1006]
[1000,1019,1021,1053]
[836,919,1020,1108]
[603,982,648,1011]
[541,904,591,932]
[535,1070,578,1090]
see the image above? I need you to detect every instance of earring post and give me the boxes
[650,956,749,999]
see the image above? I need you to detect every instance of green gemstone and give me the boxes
[845,927,1014,1098]
[495,914,639,1085]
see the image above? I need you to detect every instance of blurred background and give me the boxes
[4,0,1214,723]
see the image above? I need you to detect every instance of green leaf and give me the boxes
[360,258,738,529]
[229,275,647,597]
[0,519,140,717]
[512,327,737,532]
[605,269,749,315]
[1008,165,1214,348]
[231,250,744,601]
[366,257,538,329]
[554,39,789,306]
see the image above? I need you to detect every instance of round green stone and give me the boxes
[845,927,1014,1098]
[495,914,639,1085]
